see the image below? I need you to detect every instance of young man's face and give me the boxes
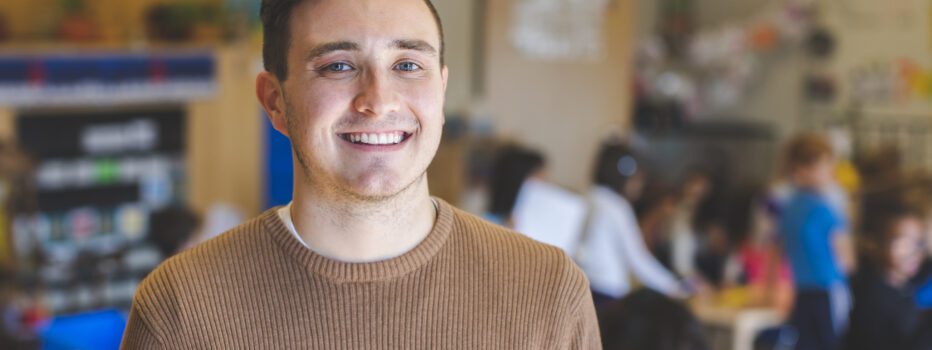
[267,0,447,201]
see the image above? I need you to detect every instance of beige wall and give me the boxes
[823,0,932,115]
[187,44,263,216]
[431,0,477,114]
[481,0,636,191]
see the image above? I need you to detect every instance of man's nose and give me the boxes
[353,70,401,117]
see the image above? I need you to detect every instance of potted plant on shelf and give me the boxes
[57,0,98,43]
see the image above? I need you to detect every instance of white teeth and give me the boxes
[347,133,404,145]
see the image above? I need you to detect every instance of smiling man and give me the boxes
[120,0,600,348]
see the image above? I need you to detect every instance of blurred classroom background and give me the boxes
[0,0,930,349]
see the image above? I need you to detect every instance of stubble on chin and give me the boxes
[289,127,427,206]
[282,96,432,208]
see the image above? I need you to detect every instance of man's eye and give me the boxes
[395,62,422,72]
[323,63,353,72]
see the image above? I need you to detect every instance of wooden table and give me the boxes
[691,302,785,350]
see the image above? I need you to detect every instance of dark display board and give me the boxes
[13,108,186,314]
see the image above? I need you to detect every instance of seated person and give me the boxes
[576,141,688,307]
[633,184,679,265]
[691,193,737,288]
[483,145,545,227]
[147,205,201,258]
[598,288,708,350]
[843,193,929,350]
[669,167,714,280]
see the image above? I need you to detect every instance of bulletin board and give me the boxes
[826,0,932,115]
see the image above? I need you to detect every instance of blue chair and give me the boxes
[39,309,127,350]
[916,277,932,310]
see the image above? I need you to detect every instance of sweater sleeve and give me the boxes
[567,285,602,350]
[558,254,602,350]
[121,306,164,349]
[120,264,182,349]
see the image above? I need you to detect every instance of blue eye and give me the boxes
[323,62,353,72]
[395,61,422,72]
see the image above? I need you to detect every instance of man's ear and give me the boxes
[257,71,289,137]
[441,65,449,93]
[441,65,449,125]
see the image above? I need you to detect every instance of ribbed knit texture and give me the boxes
[121,198,601,349]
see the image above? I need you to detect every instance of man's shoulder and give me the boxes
[450,207,565,256]
[447,207,589,288]
[140,210,279,287]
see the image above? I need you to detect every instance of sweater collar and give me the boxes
[263,197,455,283]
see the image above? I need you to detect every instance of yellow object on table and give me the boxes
[717,286,753,309]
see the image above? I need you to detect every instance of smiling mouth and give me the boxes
[339,131,412,145]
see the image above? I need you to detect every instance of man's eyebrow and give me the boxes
[391,39,437,55]
[305,41,360,61]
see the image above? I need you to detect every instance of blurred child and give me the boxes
[691,194,735,288]
[483,145,545,227]
[914,195,932,311]
[148,205,200,258]
[669,168,713,279]
[778,133,854,350]
[843,193,929,350]
[576,141,688,308]
[737,193,795,314]
[598,288,708,350]
[634,184,679,259]
[898,173,932,311]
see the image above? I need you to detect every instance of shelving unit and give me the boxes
[14,108,187,314]
[0,49,215,314]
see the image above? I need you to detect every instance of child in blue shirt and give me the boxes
[778,133,855,350]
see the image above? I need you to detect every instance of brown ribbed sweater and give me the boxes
[121,199,601,349]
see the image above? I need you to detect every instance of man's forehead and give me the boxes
[290,0,440,50]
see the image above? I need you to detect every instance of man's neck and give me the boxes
[290,177,438,263]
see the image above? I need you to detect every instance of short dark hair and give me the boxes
[148,206,200,258]
[783,133,834,173]
[261,0,445,81]
[858,191,919,270]
[593,141,643,197]
[488,145,545,218]
[599,289,709,350]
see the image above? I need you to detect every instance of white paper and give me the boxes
[511,0,609,61]
[512,179,588,255]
